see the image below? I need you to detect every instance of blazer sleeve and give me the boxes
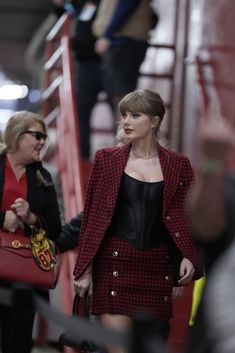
[73,150,104,277]
[79,150,103,235]
[56,212,83,253]
[167,156,203,276]
[184,156,195,188]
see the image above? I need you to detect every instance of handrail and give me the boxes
[42,14,86,219]
[42,75,63,100]
[42,13,87,353]
[44,44,64,71]
[195,50,221,118]
[44,106,60,126]
[195,54,210,115]
[46,13,71,41]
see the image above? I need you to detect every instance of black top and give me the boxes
[107,173,170,249]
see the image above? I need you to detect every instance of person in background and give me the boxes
[52,0,112,160]
[186,115,235,353]
[73,89,202,353]
[25,0,107,160]
[189,115,235,273]
[74,0,112,161]
[56,212,82,253]
[0,111,62,353]
[203,231,235,353]
[93,0,158,116]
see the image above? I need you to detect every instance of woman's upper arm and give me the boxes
[38,170,62,240]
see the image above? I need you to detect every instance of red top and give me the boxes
[1,157,27,235]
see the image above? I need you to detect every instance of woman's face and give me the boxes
[16,122,47,163]
[121,111,153,141]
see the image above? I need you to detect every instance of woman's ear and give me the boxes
[151,116,161,129]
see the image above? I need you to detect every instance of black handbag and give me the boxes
[59,294,105,352]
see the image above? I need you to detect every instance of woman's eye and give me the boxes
[132,113,141,118]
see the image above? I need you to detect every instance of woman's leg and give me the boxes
[0,304,34,353]
[100,314,132,353]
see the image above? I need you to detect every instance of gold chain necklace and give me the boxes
[131,149,157,160]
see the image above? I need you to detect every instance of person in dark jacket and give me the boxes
[186,116,235,353]
[0,111,62,353]
[53,0,111,160]
[56,212,83,253]
[93,0,156,114]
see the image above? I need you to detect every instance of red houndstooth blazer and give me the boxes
[74,142,201,279]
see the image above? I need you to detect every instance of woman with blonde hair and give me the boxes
[0,111,61,353]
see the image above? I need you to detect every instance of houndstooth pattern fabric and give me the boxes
[91,236,174,319]
[73,143,201,316]
[74,142,199,274]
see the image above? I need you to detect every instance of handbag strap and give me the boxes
[72,293,90,318]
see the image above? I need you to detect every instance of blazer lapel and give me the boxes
[105,143,131,210]
[158,145,183,214]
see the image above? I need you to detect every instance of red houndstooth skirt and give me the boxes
[91,235,174,321]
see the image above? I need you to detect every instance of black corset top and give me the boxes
[106,173,170,249]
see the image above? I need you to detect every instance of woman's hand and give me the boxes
[95,37,110,55]
[177,257,195,286]
[11,198,36,225]
[172,286,184,301]
[3,210,23,232]
[74,272,93,297]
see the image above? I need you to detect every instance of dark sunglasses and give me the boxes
[22,130,48,141]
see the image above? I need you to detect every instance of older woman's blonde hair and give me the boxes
[1,111,47,153]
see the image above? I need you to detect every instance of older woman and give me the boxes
[73,89,202,353]
[0,111,61,353]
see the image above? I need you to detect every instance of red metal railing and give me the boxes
[43,14,87,217]
[42,13,89,353]
[195,50,218,117]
